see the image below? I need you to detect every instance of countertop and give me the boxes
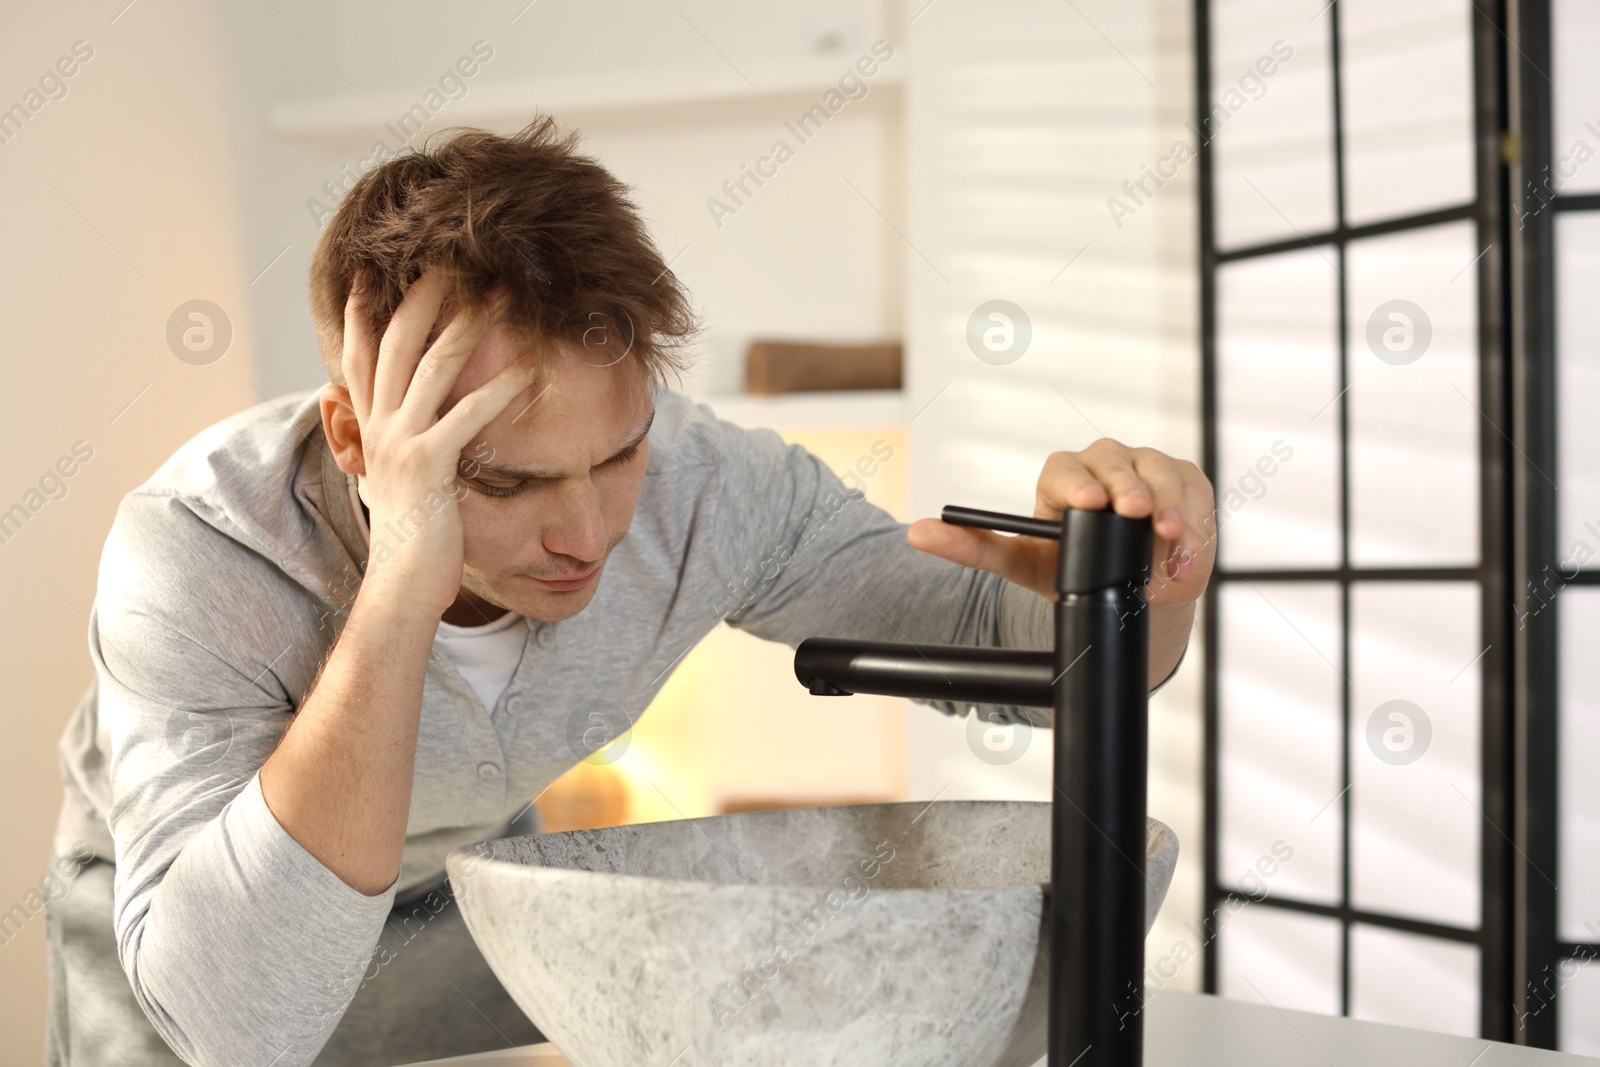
[397,989,1597,1065]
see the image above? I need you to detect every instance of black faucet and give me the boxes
[794,503,1154,1067]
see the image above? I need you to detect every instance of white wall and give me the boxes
[0,2,260,1058]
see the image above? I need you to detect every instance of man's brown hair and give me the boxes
[309,113,700,389]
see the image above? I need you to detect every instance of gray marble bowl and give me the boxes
[445,801,1179,1067]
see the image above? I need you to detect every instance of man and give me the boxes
[46,114,1215,1067]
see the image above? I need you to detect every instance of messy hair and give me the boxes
[308,113,700,390]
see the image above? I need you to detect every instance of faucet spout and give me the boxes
[794,637,1054,706]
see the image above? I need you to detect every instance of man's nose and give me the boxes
[541,481,608,562]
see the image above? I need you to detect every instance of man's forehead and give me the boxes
[465,399,656,479]
[445,320,649,400]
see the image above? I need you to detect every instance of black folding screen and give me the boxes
[1188,0,1577,1046]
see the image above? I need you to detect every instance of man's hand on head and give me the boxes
[323,266,536,621]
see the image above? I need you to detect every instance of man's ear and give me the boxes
[319,383,365,478]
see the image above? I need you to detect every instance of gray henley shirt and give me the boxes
[51,382,1171,1066]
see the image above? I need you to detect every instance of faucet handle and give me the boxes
[940,503,1153,595]
[940,505,1062,540]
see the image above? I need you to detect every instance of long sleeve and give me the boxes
[700,410,1188,728]
[94,490,398,1067]
[698,413,1040,724]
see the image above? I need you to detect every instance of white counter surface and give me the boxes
[397,989,1597,1065]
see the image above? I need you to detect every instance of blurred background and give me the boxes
[1,0,1595,1060]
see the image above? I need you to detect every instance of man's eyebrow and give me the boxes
[469,405,655,481]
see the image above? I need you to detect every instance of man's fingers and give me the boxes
[1075,442,1157,518]
[1149,475,1212,595]
[430,360,541,456]
[1174,472,1215,580]
[1138,456,1186,535]
[907,519,1039,590]
[394,299,501,436]
[1037,441,1154,521]
[341,272,376,423]
[373,267,451,417]
[1035,451,1110,516]
[1032,443,1208,597]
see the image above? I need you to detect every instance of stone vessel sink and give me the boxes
[445,800,1179,1067]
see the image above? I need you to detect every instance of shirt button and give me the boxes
[477,762,500,780]
[536,627,553,648]
[504,696,522,716]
